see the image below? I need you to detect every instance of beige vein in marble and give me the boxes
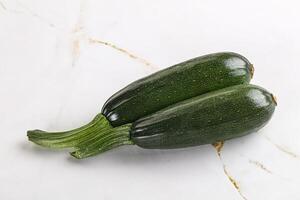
[264,136,299,159]
[71,29,84,67]
[70,0,87,67]
[213,142,248,200]
[71,37,81,67]
[89,38,158,71]
[213,141,224,156]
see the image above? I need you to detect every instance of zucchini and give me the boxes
[130,84,276,149]
[27,84,276,159]
[102,52,253,127]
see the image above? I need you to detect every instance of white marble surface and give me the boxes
[1,0,300,199]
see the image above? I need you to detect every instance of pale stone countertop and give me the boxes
[1,0,300,199]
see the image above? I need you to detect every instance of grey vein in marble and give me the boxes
[249,160,272,174]
[1,1,56,28]
[0,1,6,10]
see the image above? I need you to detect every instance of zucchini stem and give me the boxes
[27,114,133,159]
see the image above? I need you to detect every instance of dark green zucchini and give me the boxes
[130,84,276,149]
[102,52,253,127]
[27,84,276,159]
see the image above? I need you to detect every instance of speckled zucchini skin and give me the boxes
[102,52,253,127]
[130,84,276,149]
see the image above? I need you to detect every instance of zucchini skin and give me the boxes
[130,84,276,149]
[102,52,253,127]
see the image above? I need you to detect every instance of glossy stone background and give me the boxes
[1,0,300,199]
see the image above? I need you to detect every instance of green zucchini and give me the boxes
[102,52,253,127]
[130,84,276,149]
[27,84,276,159]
